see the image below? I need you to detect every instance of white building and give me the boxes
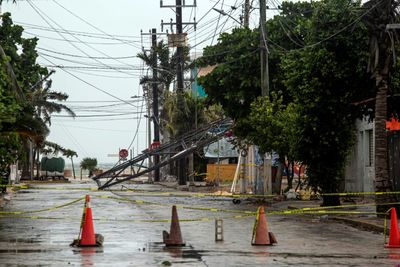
[344,118,375,193]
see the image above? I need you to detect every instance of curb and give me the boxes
[329,216,386,233]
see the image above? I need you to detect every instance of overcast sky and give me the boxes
[2,0,277,163]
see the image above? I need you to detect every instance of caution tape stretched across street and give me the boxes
[0,196,85,215]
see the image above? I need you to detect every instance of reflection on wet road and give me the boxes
[0,181,399,266]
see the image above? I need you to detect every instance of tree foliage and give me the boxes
[197,0,390,205]
[80,157,97,177]
[0,12,75,181]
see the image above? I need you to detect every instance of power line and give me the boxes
[52,0,143,49]
[52,112,145,118]
[52,123,145,133]
[16,20,142,40]
[24,31,141,46]
[40,54,140,108]
[37,52,142,70]
[27,0,140,77]
[38,47,137,60]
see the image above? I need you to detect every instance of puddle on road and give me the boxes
[72,247,104,255]
[3,238,41,244]
[0,248,61,253]
[147,242,203,261]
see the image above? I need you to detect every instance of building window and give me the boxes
[367,130,374,167]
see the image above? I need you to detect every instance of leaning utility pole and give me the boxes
[151,28,160,182]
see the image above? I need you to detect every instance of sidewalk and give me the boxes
[272,198,387,234]
[5,178,390,234]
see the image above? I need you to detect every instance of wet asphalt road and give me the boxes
[0,180,399,267]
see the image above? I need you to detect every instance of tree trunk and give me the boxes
[71,157,76,179]
[374,73,396,214]
[35,146,40,180]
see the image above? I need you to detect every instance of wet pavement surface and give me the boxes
[0,180,399,266]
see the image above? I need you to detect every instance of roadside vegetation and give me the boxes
[197,0,400,206]
[0,12,75,188]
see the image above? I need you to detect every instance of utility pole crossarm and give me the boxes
[160,0,197,8]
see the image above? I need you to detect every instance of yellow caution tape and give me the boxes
[0,196,85,215]
[97,194,257,215]
[15,182,400,198]
[321,191,400,196]
[0,212,254,223]
[277,201,400,214]
[0,184,29,189]
[28,186,99,191]
[251,207,260,243]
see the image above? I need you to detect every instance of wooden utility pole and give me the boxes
[151,28,160,182]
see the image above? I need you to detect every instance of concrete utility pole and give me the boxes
[244,0,250,28]
[259,0,272,195]
[260,0,269,97]
[151,28,160,182]
[175,0,186,186]
[145,85,153,183]
[161,0,196,186]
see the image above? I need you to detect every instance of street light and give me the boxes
[212,8,242,25]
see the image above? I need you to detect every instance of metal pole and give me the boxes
[152,28,160,182]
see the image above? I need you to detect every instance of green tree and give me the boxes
[80,157,98,177]
[62,149,78,179]
[245,93,300,190]
[197,3,313,193]
[198,0,380,205]
[281,0,373,206]
[0,13,75,180]
[31,78,75,178]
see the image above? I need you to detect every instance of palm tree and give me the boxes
[63,149,78,179]
[80,157,97,178]
[31,79,75,125]
[30,78,75,179]
[363,0,400,214]
[137,40,192,181]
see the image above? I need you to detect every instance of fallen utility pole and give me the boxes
[92,118,232,189]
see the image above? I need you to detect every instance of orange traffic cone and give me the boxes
[71,195,103,247]
[251,206,277,246]
[163,205,185,246]
[80,205,96,246]
[385,208,400,248]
